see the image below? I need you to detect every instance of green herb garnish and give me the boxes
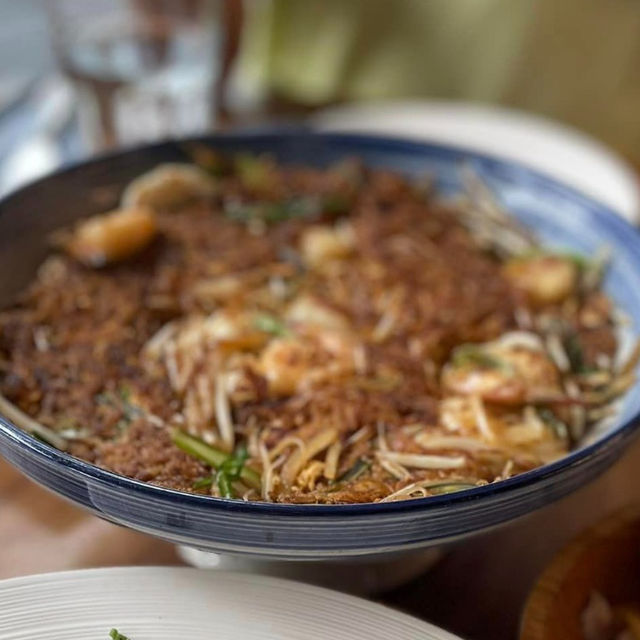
[172,429,228,466]
[267,197,320,222]
[234,154,277,192]
[118,385,132,403]
[31,430,67,449]
[219,444,249,477]
[95,386,141,431]
[217,472,235,499]
[192,476,215,490]
[114,419,131,434]
[537,407,569,441]
[336,458,371,484]
[95,392,113,406]
[216,445,259,498]
[515,248,589,269]
[322,193,352,216]
[563,331,586,373]
[451,345,507,371]
[277,246,306,272]
[171,430,261,494]
[224,196,322,226]
[352,375,401,392]
[253,313,289,337]
[424,481,478,495]
[216,445,251,499]
[109,629,130,640]
[564,252,591,270]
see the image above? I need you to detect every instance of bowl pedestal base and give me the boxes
[177,545,443,595]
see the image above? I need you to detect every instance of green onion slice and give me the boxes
[172,429,261,492]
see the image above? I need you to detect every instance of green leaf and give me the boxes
[171,430,261,492]
[224,197,321,226]
[234,154,276,191]
[427,482,478,495]
[192,476,214,490]
[515,248,589,269]
[171,429,229,468]
[336,458,371,483]
[563,331,586,373]
[95,392,114,406]
[536,407,569,441]
[216,444,253,499]
[109,629,130,640]
[118,385,132,402]
[115,418,131,433]
[451,345,507,371]
[31,430,67,449]
[95,387,141,422]
[217,472,235,499]
[220,445,248,478]
[322,193,352,216]
[563,252,590,270]
[253,313,288,337]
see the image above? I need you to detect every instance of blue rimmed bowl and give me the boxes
[1,131,640,560]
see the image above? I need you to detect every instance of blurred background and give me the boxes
[0,0,639,212]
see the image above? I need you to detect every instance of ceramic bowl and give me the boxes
[1,131,640,559]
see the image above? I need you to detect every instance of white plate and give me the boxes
[313,100,640,223]
[0,566,460,640]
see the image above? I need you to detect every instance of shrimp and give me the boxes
[201,310,270,352]
[442,338,561,405]
[121,163,217,210]
[439,396,567,461]
[503,254,577,307]
[259,329,357,395]
[285,295,349,331]
[67,206,157,267]
[300,222,355,269]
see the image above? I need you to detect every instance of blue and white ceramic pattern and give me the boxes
[1,131,639,559]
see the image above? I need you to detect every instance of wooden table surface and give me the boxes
[3,440,640,640]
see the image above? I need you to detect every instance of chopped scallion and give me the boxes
[253,313,288,337]
[172,429,230,468]
[224,197,321,226]
[537,407,569,441]
[234,154,276,192]
[451,344,507,371]
[216,444,252,498]
[118,385,132,402]
[336,458,371,483]
[171,430,261,492]
[563,331,586,373]
[192,476,214,490]
[322,193,352,216]
[426,482,478,495]
[217,472,235,499]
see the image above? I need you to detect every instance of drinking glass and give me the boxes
[49,0,222,151]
